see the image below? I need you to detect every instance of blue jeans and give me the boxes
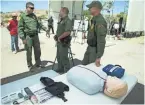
[11,35,19,51]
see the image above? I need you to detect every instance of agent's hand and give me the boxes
[23,39,27,44]
[54,35,58,41]
[58,37,61,42]
[95,58,101,67]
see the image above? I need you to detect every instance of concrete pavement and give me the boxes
[0,27,144,85]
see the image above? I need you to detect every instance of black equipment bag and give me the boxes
[40,77,69,102]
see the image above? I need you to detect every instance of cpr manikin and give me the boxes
[104,76,128,98]
[67,64,128,98]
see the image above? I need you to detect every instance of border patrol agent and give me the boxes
[18,2,48,71]
[54,7,72,73]
[48,16,54,34]
[82,1,107,67]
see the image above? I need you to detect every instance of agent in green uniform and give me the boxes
[18,2,48,71]
[54,7,72,73]
[82,1,107,67]
[48,16,54,34]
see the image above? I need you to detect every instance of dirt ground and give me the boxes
[0,27,144,84]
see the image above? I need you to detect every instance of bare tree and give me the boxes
[102,1,114,35]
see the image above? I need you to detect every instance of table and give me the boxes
[1,70,59,97]
[29,64,138,104]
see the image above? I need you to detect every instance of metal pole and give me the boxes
[61,0,64,7]
[49,1,50,17]
[73,1,85,43]
[81,1,85,44]
[72,1,75,19]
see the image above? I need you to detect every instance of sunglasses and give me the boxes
[29,7,34,10]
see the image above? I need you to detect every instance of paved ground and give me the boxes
[1,27,144,84]
[0,27,144,104]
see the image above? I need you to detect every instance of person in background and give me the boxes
[47,16,54,37]
[72,15,76,37]
[1,21,5,27]
[72,15,76,28]
[110,19,115,35]
[113,22,121,40]
[7,12,19,54]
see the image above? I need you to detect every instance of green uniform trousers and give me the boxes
[25,35,41,67]
[82,46,97,65]
[57,43,70,72]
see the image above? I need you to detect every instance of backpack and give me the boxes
[102,64,125,78]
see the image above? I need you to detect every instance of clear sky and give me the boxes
[84,0,128,14]
[1,0,49,12]
[1,0,128,14]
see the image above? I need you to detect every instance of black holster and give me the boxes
[40,77,69,102]
[61,35,72,44]
[54,35,72,45]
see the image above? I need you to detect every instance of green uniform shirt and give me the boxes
[87,14,107,58]
[18,12,47,40]
[56,16,72,37]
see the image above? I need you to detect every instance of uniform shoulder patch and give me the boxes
[19,13,25,19]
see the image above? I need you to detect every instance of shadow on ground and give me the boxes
[1,59,144,104]
[18,48,25,52]
[123,32,144,38]
[1,58,82,85]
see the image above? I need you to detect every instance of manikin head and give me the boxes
[104,76,128,98]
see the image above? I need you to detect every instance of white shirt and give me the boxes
[114,23,119,29]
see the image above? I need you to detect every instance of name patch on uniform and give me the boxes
[32,15,37,20]
[97,24,104,28]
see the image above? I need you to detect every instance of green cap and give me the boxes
[86,1,103,10]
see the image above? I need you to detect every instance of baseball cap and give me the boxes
[86,1,103,10]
